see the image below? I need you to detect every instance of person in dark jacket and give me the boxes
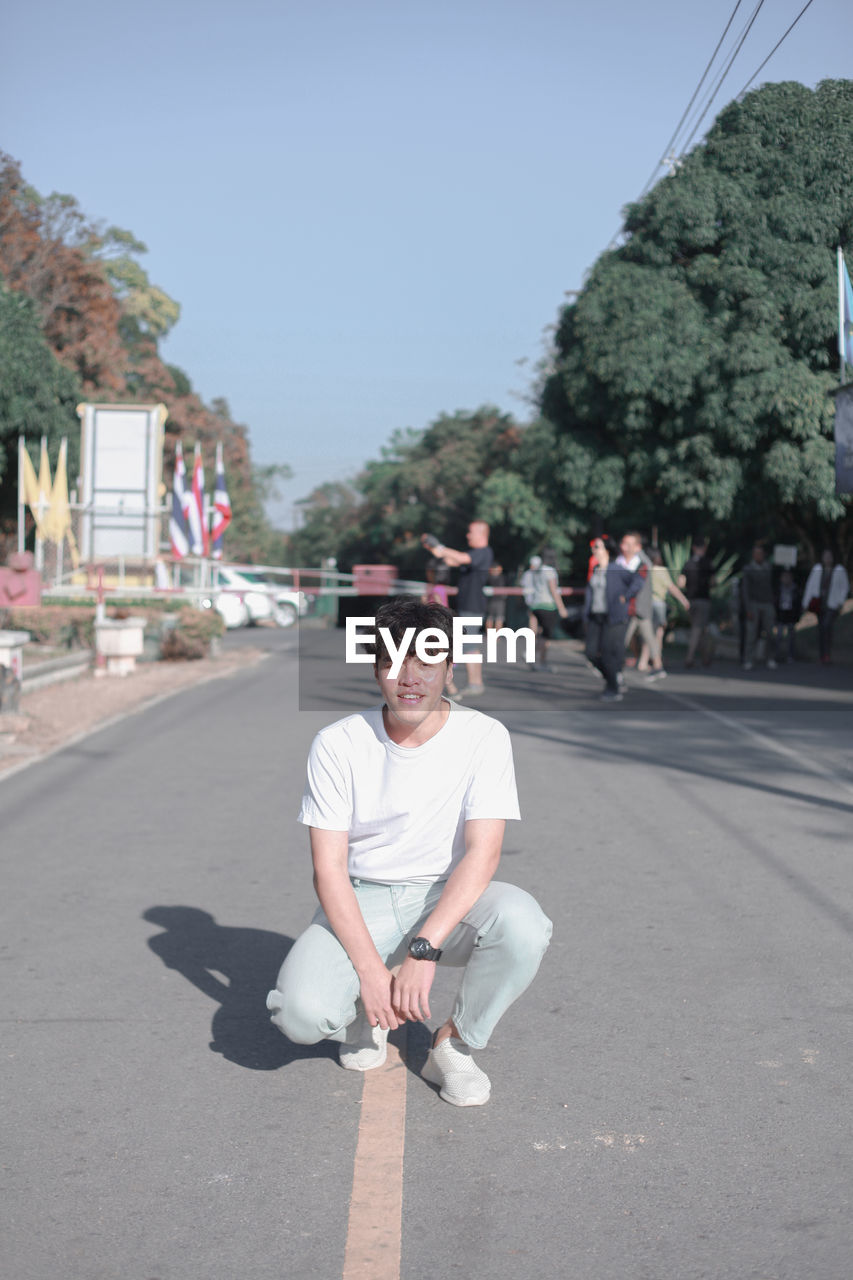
[741,542,776,670]
[680,537,715,668]
[584,536,643,702]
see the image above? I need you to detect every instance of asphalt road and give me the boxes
[3,624,853,1280]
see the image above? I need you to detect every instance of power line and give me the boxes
[606,0,818,252]
[635,0,747,202]
[735,0,819,99]
[678,0,768,156]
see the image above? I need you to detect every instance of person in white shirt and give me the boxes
[616,531,657,672]
[266,597,552,1107]
[520,552,567,670]
[802,551,850,664]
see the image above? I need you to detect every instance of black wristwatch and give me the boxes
[408,936,442,962]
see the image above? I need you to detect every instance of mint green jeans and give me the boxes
[267,878,552,1050]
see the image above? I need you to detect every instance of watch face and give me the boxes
[410,938,431,959]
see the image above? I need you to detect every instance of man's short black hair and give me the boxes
[373,596,454,667]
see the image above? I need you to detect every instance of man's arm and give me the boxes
[433,544,471,567]
[310,827,403,1031]
[421,533,471,567]
[391,818,504,1023]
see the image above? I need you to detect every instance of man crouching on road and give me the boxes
[267,596,552,1107]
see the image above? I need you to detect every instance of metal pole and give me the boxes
[17,436,25,555]
[839,246,846,387]
[94,565,106,674]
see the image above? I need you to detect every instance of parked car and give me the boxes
[208,566,308,629]
[208,587,250,630]
[234,569,310,628]
[209,566,275,627]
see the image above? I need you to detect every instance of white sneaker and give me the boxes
[339,1010,389,1071]
[422,1036,491,1106]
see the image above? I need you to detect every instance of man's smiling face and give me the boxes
[375,652,452,745]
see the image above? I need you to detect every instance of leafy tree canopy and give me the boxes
[541,79,853,564]
[0,285,81,528]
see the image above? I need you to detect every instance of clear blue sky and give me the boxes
[3,0,851,527]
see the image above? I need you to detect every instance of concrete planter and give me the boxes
[0,629,31,713]
[94,617,146,677]
[0,630,31,680]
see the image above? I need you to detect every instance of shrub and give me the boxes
[160,606,225,661]
[0,606,96,648]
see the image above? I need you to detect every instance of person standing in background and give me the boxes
[520,550,567,671]
[774,568,799,664]
[584,536,643,703]
[642,548,690,680]
[680,538,715,669]
[617,532,655,674]
[802,551,850,664]
[422,520,493,698]
[423,558,450,608]
[741,542,777,671]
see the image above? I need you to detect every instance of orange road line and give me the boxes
[342,1036,408,1280]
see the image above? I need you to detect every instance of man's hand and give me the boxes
[391,956,436,1023]
[358,960,403,1031]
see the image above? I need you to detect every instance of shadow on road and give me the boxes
[143,905,338,1071]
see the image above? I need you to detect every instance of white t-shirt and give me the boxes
[298,700,520,883]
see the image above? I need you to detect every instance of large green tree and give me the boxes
[0,285,81,551]
[541,79,853,566]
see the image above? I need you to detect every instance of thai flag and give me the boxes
[210,442,232,559]
[169,441,191,559]
[188,443,209,556]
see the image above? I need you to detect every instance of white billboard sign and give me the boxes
[78,403,166,562]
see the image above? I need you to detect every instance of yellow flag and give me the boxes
[37,437,52,520]
[20,440,48,538]
[44,438,79,566]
